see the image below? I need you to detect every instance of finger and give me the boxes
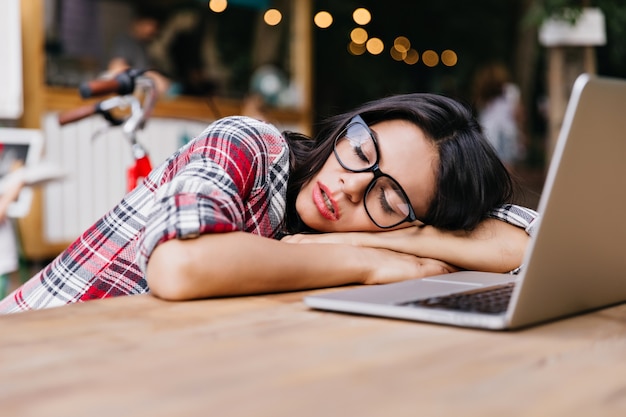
[280,235,299,243]
[416,258,454,276]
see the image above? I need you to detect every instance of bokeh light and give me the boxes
[393,36,411,53]
[422,50,439,67]
[353,8,371,25]
[314,11,333,29]
[208,0,227,13]
[441,49,458,66]
[348,42,367,56]
[350,27,368,45]
[211,3,456,69]
[403,49,419,65]
[366,38,384,55]
[390,46,407,61]
[264,9,282,26]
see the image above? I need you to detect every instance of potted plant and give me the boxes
[533,0,606,46]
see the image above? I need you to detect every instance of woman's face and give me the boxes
[296,119,439,232]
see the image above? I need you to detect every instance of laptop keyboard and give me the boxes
[399,282,516,314]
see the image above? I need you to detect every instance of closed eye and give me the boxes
[377,182,412,218]
[377,185,395,214]
[352,145,370,163]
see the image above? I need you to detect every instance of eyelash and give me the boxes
[352,145,369,163]
[377,186,394,214]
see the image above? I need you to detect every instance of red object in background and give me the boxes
[126,155,152,192]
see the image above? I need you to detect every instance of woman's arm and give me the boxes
[363,219,530,272]
[146,231,456,300]
[282,217,530,273]
[0,174,24,222]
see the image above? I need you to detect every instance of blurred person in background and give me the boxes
[472,63,526,169]
[0,156,24,299]
[107,6,171,95]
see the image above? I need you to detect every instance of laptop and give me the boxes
[304,73,626,330]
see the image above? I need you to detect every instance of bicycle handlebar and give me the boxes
[78,68,145,98]
[58,68,157,145]
[58,103,100,125]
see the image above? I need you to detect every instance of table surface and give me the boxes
[1,288,626,417]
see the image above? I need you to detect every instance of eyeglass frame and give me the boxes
[332,114,425,229]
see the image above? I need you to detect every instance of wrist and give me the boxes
[345,245,379,285]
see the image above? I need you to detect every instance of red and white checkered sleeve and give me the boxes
[135,116,284,273]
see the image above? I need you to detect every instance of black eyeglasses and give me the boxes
[333,115,423,229]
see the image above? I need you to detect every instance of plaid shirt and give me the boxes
[0,116,289,313]
[0,116,538,313]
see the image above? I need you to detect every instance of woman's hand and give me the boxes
[281,227,429,250]
[282,218,530,273]
[281,231,460,284]
[355,248,459,285]
[0,168,25,222]
[147,231,458,300]
[281,231,368,246]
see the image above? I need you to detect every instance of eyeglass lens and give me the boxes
[334,122,413,228]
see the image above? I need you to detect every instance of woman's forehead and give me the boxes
[371,119,435,162]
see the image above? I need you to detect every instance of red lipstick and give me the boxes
[312,181,339,221]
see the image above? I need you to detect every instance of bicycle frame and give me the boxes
[128,143,152,193]
[58,69,158,192]
[120,75,157,191]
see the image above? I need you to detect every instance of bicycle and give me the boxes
[58,68,158,192]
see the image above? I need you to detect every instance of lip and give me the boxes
[312,181,340,221]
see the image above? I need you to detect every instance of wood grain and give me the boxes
[1,290,625,417]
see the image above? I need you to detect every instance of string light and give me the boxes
[422,50,439,67]
[348,42,367,56]
[208,4,458,68]
[264,9,282,26]
[390,46,406,61]
[403,49,419,65]
[314,11,333,28]
[353,8,372,25]
[208,0,227,13]
[350,28,368,45]
[441,50,458,66]
[366,38,384,55]
[393,36,411,53]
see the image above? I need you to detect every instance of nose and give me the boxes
[340,171,373,204]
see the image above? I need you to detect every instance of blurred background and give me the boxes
[2,0,625,266]
[39,0,626,149]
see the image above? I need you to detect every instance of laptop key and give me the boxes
[400,282,516,314]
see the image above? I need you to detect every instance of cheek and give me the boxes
[294,179,320,224]
[294,183,308,212]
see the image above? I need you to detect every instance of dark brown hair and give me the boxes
[282,93,513,233]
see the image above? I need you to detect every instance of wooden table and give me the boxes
[1,289,625,417]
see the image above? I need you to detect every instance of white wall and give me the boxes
[0,0,23,119]
[41,114,210,243]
